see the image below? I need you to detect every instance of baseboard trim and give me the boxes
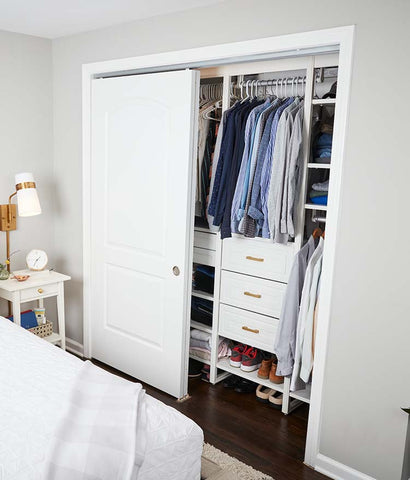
[315,454,376,480]
[66,337,84,357]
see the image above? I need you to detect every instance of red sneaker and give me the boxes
[229,343,248,368]
[240,347,263,372]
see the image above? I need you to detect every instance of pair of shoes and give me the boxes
[223,374,257,393]
[222,375,241,389]
[234,378,257,393]
[229,344,262,372]
[268,390,283,409]
[257,354,284,384]
[188,358,203,378]
[201,364,210,382]
[255,385,275,403]
[255,385,283,407]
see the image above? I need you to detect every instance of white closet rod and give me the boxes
[312,216,327,223]
[237,76,307,88]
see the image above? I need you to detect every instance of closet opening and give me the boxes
[189,54,340,461]
[83,28,355,472]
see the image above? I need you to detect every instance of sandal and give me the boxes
[255,385,276,403]
[268,390,283,409]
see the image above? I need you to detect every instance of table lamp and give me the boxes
[0,173,42,272]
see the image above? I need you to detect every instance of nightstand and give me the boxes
[0,271,71,350]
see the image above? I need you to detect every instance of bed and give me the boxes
[0,317,203,480]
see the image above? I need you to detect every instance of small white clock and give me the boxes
[26,249,48,271]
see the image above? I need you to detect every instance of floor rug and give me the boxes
[201,443,274,480]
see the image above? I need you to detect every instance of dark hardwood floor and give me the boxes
[93,360,328,480]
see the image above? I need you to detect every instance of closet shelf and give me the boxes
[194,226,216,235]
[190,320,212,334]
[305,203,328,212]
[312,98,336,105]
[192,289,214,301]
[308,163,331,169]
[189,353,211,366]
[289,387,311,404]
[217,357,285,393]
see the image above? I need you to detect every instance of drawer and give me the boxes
[220,270,285,318]
[193,247,215,267]
[222,236,295,283]
[194,230,217,251]
[20,282,59,302]
[219,304,278,352]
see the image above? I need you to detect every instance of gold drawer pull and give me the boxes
[37,288,44,294]
[242,326,260,334]
[244,291,261,299]
[246,255,264,262]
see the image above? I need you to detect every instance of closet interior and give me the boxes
[189,55,339,414]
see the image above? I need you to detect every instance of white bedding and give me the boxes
[0,317,203,480]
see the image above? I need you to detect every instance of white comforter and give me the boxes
[0,318,203,480]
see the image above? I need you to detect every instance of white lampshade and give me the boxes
[14,172,42,217]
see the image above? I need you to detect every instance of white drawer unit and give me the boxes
[219,304,278,352]
[194,230,217,251]
[220,270,286,318]
[222,236,295,283]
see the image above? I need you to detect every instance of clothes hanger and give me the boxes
[312,227,323,239]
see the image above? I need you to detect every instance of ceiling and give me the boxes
[0,0,224,39]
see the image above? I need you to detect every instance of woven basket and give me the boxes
[29,321,53,338]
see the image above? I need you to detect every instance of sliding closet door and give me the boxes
[90,70,199,398]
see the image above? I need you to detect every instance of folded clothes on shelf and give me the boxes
[312,180,329,192]
[192,265,215,293]
[191,297,213,326]
[309,190,327,198]
[313,128,333,164]
[189,335,231,360]
[310,195,328,205]
[190,329,211,341]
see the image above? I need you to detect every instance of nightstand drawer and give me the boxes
[20,283,59,301]
[219,304,278,352]
[220,270,285,318]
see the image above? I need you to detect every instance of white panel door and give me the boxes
[90,70,199,398]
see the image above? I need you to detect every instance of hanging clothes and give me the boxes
[208,102,242,223]
[207,109,228,231]
[259,98,295,238]
[230,99,272,234]
[199,116,216,219]
[300,253,323,382]
[219,100,260,239]
[281,105,304,238]
[208,84,304,243]
[267,99,304,243]
[244,99,284,237]
[274,235,317,377]
[290,236,324,391]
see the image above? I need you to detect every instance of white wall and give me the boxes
[51,1,410,478]
[0,30,54,317]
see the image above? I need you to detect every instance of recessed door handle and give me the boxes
[246,255,264,262]
[242,326,259,334]
[244,291,261,299]
[172,266,180,276]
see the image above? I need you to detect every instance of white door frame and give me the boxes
[82,25,355,469]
